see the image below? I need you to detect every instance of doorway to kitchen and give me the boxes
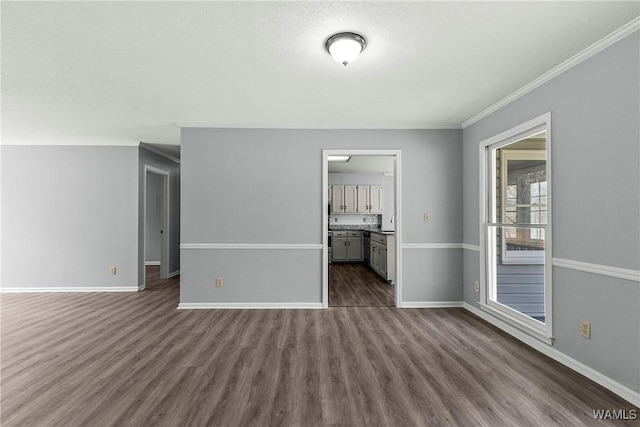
[322,150,402,308]
[143,165,170,290]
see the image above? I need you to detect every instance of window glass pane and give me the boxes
[490,225,546,323]
[531,183,539,197]
[489,132,548,328]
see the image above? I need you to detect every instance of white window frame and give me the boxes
[500,150,546,265]
[478,113,553,344]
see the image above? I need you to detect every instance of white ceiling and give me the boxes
[2,1,638,147]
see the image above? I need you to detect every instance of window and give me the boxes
[501,150,546,264]
[479,113,552,343]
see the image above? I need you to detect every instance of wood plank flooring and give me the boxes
[1,270,637,426]
[329,262,394,307]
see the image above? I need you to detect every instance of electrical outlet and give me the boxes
[424,212,430,222]
[474,281,480,292]
[216,277,224,288]
[109,267,117,275]
[580,321,591,339]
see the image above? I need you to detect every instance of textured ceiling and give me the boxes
[2,1,638,147]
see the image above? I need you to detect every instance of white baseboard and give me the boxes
[401,301,464,308]
[181,243,322,250]
[462,302,640,406]
[402,243,463,250]
[177,302,323,310]
[168,270,180,278]
[145,261,161,266]
[0,286,139,293]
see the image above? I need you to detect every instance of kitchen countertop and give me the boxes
[329,226,395,235]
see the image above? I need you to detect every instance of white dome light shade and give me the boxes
[325,32,366,66]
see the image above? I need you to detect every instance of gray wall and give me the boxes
[138,147,181,285]
[328,173,384,185]
[181,128,463,304]
[145,171,162,262]
[1,145,139,289]
[462,33,639,392]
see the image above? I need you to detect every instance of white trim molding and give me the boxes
[462,17,640,128]
[180,243,323,250]
[553,258,640,283]
[462,244,481,252]
[1,286,139,293]
[478,112,554,342]
[143,165,171,283]
[145,261,161,266]
[402,243,463,250]
[463,302,640,406]
[176,122,461,130]
[168,270,180,278]
[177,302,323,310]
[402,301,464,308]
[323,148,404,310]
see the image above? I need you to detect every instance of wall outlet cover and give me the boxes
[580,321,591,339]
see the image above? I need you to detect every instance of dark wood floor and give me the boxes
[144,264,177,291]
[1,270,637,426]
[329,262,394,307]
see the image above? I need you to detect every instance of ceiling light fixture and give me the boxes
[325,32,366,66]
[327,155,351,162]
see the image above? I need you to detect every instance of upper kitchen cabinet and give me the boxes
[344,185,357,213]
[357,185,383,214]
[332,184,382,214]
[331,185,357,214]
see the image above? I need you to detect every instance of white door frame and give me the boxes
[322,149,403,308]
[143,165,170,287]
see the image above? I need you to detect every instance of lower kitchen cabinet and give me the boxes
[331,231,363,262]
[369,232,395,283]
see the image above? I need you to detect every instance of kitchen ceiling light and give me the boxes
[325,32,366,66]
[327,155,351,162]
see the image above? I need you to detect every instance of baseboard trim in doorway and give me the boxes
[462,302,640,406]
[177,302,323,310]
[168,270,180,278]
[402,301,464,308]
[145,261,161,266]
[0,286,139,293]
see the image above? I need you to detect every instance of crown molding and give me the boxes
[175,122,462,130]
[462,17,640,129]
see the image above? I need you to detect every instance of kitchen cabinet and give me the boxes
[331,184,382,214]
[356,185,383,214]
[363,232,370,263]
[331,231,363,262]
[331,185,357,214]
[369,232,395,282]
